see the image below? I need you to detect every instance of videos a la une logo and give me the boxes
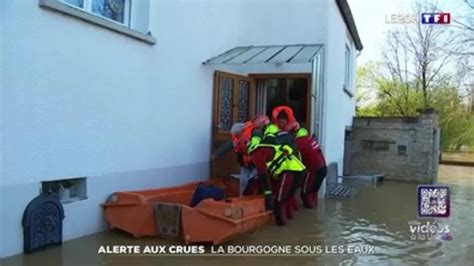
[408,220,451,241]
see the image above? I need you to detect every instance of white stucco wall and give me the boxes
[238,0,328,45]
[322,0,357,175]
[0,0,245,258]
[0,0,6,255]
[1,0,247,187]
[0,0,5,184]
[0,0,357,258]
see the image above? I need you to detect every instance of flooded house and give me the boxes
[0,0,362,258]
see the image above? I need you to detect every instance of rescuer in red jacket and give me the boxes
[247,124,306,225]
[233,116,271,195]
[271,106,302,216]
[294,127,327,208]
[212,115,271,196]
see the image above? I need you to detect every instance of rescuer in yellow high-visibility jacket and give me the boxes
[247,124,306,226]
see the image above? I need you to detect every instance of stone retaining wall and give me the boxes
[345,109,439,183]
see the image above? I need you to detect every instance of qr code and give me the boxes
[417,185,450,218]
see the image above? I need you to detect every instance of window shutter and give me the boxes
[130,0,150,33]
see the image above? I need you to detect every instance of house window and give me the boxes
[62,0,130,25]
[397,145,408,156]
[40,0,155,44]
[41,177,88,204]
[361,140,393,151]
[63,0,84,8]
[344,44,353,96]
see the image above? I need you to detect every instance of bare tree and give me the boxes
[452,1,474,110]
[380,30,413,116]
[379,1,463,113]
[426,0,474,100]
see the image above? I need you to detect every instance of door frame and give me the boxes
[210,71,313,178]
[211,71,255,178]
[248,73,312,132]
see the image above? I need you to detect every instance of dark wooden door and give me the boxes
[211,71,254,178]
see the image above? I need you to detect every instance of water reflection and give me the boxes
[1,165,473,265]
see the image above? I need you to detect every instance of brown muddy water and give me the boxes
[1,165,473,266]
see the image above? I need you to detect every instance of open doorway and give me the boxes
[253,74,311,128]
[210,71,312,178]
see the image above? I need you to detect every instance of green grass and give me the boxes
[441,152,474,162]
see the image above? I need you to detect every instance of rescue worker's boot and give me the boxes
[290,196,299,211]
[301,192,317,209]
[285,201,295,219]
[273,202,288,226]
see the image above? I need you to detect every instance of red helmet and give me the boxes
[251,115,270,129]
[272,106,296,122]
[272,106,297,131]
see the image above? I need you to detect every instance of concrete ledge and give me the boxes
[440,160,474,167]
[39,0,157,45]
[343,174,384,186]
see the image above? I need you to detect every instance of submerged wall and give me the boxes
[346,109,440,183]
[0,0,6,255]
[0,0,244,258]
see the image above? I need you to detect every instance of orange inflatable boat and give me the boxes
[102,178,272,244]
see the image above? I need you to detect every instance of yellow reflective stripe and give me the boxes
[259,143,306,178]
[281,145,293,154]
[268,152,286,173]
[277,173,287,201]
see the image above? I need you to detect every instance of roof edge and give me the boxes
[335,0,363,51]
[202,44,324,65]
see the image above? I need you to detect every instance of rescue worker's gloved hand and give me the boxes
[213,141,234,161]
[252,115,270,130]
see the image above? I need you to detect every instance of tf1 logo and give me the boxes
[421,13,451,24]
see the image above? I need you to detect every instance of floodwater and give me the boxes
[1,165,473,266]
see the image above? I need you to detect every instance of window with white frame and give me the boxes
[344,44,352,91]
[62,0,131,26]
[40,0,155,44]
